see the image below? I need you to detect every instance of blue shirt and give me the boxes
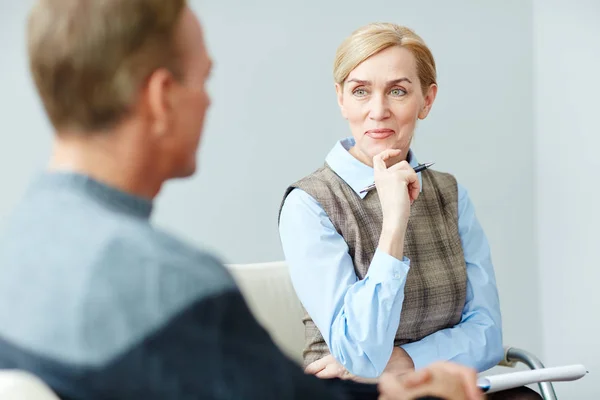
[279,138,503,378]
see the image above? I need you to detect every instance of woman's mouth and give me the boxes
[365,129,395,139]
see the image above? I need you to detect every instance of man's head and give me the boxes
[28,0,212,183]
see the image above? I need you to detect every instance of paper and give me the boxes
[477,364,588,393]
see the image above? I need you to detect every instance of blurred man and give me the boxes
[0,1,481,399]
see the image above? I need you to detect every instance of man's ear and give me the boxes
[335,83,348,120]
[146,68,176,137]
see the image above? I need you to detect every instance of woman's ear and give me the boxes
[418,83,438,120]
[335,83,348,120]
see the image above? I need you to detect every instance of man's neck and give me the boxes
[49,133,164,199]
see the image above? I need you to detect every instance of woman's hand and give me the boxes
[305,348,415,384]
[374,149,420,227]
[305,354,378,383]
[373,149,420,260]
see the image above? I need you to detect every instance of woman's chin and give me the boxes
[363,142,399,157]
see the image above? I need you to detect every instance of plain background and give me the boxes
[0,0,597,398]
[534,0,600,399]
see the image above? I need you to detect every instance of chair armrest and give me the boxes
[499,346,558,400]
[504,346,547,369]
[498,346,518,368]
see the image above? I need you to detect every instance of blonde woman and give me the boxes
[279,23,540,399]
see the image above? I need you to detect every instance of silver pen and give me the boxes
[359,162,435,194]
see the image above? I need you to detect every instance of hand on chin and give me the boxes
[366,144,405,167]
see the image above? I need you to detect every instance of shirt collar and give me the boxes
[325,137,423,199]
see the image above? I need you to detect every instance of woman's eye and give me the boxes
[352,88,368,97]
[390,88,407,97]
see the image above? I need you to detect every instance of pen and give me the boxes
[359,162,435,194]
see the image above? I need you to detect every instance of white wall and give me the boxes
[534,0,600,398]
[0,1,53,224]
[0,0,541,372]
[178,0,542,357]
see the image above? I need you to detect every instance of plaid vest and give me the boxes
[280,164,467,367]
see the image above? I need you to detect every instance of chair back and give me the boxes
[226,261,305,364]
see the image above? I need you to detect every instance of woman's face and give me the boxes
[336,45,437,166]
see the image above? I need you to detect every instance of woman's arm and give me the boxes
[400,184,503,372]
[280,152,420,378]
[279,188,410,378]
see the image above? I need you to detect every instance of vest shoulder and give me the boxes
[293,165,340,188]
[281,165,346,204]
[425,169,457,185]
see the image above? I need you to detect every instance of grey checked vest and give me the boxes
[280,164,467,367]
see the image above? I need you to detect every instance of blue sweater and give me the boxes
[0,172,362,399]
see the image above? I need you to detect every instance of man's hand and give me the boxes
[378,362,483,400]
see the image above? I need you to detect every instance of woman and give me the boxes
[279,23,539,399]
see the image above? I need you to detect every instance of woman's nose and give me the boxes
[368,94,391,120]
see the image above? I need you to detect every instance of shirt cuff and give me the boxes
[365,249,410,283]
[401,341,438,370]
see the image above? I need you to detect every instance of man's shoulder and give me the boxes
[91,223,236,299]
[76,225,237,362]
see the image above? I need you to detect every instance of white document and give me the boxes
[477,364,588,394]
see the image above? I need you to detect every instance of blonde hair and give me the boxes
[333,23,436,94]
[27,0,186,132]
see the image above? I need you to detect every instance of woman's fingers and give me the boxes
[373,149,403,171]
[305,355,334,375]
[315,363,346,379]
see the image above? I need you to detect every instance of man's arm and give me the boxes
[95,285,347,400]
[81,236,348,400]
[79,242,469,400]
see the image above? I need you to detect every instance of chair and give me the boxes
[227,261,558,400]
[499,347,557,400]
[228,261,305,364]
[0,370,60,400]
